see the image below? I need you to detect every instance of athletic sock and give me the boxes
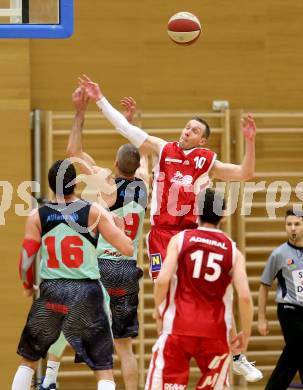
[97,379,116,390]
[12,365,35,390]
[233,354,242,362]
[42,360,60,387]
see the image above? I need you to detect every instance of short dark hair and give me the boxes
[48,160,76,196]
[198,188,226,225]
[117,144,140,175]
[192,116,211,139]
[285,209,303,219]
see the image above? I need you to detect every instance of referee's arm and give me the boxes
[258,251,277,336]
[258,283,270,336]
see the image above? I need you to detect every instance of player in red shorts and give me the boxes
[79,75,262,382]
[145,188,253,389]
[78,75,256,279]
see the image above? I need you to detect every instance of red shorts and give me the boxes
[145,333,230,390]
[146,227,181,280]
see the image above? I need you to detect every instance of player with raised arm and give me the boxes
[145,188,254,389]
[77,75,262,382]
[70,88,148,390]
[78,75,256,279]
[67,86,118,208]
[78,75,263,381]
[12,160,133,390]
[39,88,148,390]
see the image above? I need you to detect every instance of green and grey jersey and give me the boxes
[97,177,147,261]
[261,241,303,306]
[39,200,100,280]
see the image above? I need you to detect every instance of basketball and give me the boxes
[167,12,201,45]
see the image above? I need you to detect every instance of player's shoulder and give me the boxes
[90,201,108,217]
[219,229,236,244]
[216,231,237,254]
[180,228,199,243]
[23,208,41,232]
[183,228,197,236]
[271,242,289,257]
[162,141,177,151]
[28,207,40,219]
[196,147,216,156]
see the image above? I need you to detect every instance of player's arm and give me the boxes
[19,209,41,296]
[66,87,117,207]
[258,250,278,336]
[66,87,97,173]
[154,234,179,313]
[78,75,166,156]
[210,114,256,181]
[258,283,270,336]
[134,153,150,194]
[121,97,150,191]
[232,249,254,351]
[91,204,133,257]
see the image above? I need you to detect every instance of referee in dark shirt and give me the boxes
[258,209,303,390]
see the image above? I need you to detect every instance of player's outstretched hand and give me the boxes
[241,113,256,141]
[72,86,89,112]
[258,318,269,336]
[121,97,137,124]
[78,74,103,102]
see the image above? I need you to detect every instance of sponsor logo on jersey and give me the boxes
[171,171,193,184]
[287,258,297,270]
[165,157,183,164]
[292,269,303,301]
[46,212,79,223]
[151,253,162,274]
[284,305,296,310]
[189,236,228,250]
[164,384,186,390]
[119,188,146,199]
[103,249,122,257]
[183,160,190,165]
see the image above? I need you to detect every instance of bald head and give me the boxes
[116,144,140,175]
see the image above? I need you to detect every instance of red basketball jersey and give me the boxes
[160,227,235,340]
[151,142,216,229]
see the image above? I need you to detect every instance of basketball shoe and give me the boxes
[232,354,263,382]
